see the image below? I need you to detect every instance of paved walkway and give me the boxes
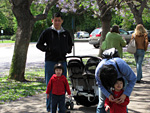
[0,42,150,113]
[0,66,150,113]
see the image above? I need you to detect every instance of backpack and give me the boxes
[101,48,125,76]
[102,48,119,59]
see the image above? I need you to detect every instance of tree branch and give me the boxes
[109,0,117,6]
[34,0,58,21]
[97,0,118,18]
[10,0,24,6]
[139,0,147,14]
[96,0,106,10]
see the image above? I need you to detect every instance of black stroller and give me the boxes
[66,56,101,107]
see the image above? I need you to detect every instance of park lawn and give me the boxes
[0,40,15,43]
[0,69,46,104]
[0,51,149,104]
[0,68,71,104]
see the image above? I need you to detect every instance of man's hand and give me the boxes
[109,95,115,102]
[115,94,126,104]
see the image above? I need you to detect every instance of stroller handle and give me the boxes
[66,55,101,60]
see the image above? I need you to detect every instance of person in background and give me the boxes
[104,77,129,113]
[46,63,71,113]
[130,24,149,83]
[36,12,73,112]
[77,31,80,38]
[102,25,126,58]
[95,56,136,113]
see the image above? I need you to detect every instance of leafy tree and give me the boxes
[0,11,8,29]
[125,0,148,25]
[8,0,58,82]
[0,0,13,34]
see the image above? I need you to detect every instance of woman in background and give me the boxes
[131,24,149,83]
[102,25,126,58]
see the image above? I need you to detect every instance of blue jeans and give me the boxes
[45,61,67,112]
[52,94,65,113]
[96,87,107,113]
[134,49,145,81]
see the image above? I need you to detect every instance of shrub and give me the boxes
[0,35,11,40]
[11,34,16,41]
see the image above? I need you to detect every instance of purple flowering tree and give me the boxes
[56,0,122,56]
[125,0,148,25]
[8,0,58,81]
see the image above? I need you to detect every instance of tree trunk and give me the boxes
[8,0,57,82]
[125,0,147,25]
[133,11,143,25]
[98,10,112,57]
[8,1,35,81]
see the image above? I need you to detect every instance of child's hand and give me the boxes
[115,94,126,104]
[68,95,71,98]
[47,94,49,99]
[105,105,110,112]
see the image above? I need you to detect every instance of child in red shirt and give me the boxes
[46,63,71,113]
[104,77,129,113]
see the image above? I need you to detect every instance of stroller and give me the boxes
[66,56,101,107]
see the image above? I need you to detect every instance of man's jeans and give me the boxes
[96,87,107,113]
[134,49,145,81]
[52,94,65,113]
[45,61,67,112]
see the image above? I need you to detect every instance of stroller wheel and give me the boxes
[65,101,70,109]
[70,102,74,110]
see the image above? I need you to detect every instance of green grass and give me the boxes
[0,40,15,43]
[0,69,46,104]
[0,51,149,104]
[123,52,136,67]
[123,51,150,67]
[0,68,72,104]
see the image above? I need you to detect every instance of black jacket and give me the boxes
[36,26,73,62]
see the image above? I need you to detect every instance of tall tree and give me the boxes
[0,0,12,30]
[0,11,8,29]
[96,0,117,56]
[8,0,58,81]
[125,0,148,24]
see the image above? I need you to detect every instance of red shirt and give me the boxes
[104,90,129,113]
[46,74,71,95]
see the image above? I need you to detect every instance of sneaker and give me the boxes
[136,80,141,83]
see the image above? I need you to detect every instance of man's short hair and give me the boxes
[99,64,118,90]
[52,12,63,19]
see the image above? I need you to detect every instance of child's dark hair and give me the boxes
[54,63,64,73]
[99,64,118,90]
[115,77,125,88]
[52,12,63,19]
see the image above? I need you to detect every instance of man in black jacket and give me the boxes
[36,12,73,112]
